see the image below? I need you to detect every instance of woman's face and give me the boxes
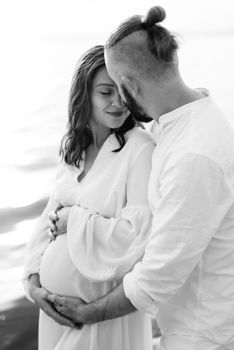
[90,67,130,130]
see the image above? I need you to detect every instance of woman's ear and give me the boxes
[121,75,139,98]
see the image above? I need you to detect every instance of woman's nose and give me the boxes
[111,92,124,108]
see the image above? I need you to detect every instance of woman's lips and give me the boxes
[106,111,125,118]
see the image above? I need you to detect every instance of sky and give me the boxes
[1,0,234,39]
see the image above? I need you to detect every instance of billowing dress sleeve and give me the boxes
[22,167,62,298]
[67,141,155,282]
[22,195,58,279]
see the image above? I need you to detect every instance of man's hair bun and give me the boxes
[142,6,166,28]
[106,4,177,64]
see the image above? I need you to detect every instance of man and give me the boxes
[49,6,234,349]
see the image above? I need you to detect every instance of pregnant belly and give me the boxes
[40,235,112,301]
[40,235,80,296]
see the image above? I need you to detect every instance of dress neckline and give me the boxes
[77,134,113,184]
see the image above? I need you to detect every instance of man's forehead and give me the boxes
[104,50,115,67]
[105,59,120,79]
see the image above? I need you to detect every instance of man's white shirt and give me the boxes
[124,93,234,348]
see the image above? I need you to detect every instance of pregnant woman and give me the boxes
[23,45,155,350]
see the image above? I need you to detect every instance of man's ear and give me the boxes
[121,75,139,98]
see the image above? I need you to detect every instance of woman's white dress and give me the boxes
[23,127,155,350]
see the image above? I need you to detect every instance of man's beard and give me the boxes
[121,84,152,123]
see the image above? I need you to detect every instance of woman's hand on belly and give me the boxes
[49,206,72,238]
[28,273,77,328]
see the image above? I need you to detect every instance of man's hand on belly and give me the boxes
[48,283,136,325]
[48,294,88,326]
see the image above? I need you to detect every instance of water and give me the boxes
[0,32,234,304]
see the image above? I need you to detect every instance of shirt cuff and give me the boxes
[21,277,35,303]
[123,268,158,316]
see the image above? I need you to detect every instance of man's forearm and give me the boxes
[84,282,136,323]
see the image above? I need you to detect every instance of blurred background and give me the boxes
[0,0,234,349]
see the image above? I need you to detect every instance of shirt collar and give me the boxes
[150,88,210,141]
[158,88,210,126]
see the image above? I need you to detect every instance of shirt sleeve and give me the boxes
[123,153,234,315]
[66,141,155,282]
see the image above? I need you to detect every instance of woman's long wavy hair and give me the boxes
[59,45,136,168]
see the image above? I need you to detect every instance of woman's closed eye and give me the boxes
[99,90,113,96]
